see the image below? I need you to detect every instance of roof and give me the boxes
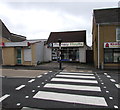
[11,33,26,42]
[25,39,41,44]
[47,30,86,44]
[0,19,26,42]
[93,7,120,24]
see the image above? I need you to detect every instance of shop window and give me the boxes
[104,49,113,63]
[116,26,120,41]
[104,49,120,63]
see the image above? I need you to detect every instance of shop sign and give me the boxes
[53,42,84,47]
[104,42,120,48]
[4,42,29,47]
[0,42,5,47]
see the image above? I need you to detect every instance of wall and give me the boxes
[2,47,16,65]
[0,20,2,37]
[43,45,52,62]
[99,25,116,67]
[93,24,119,68]
[86,50,93,64]
[92,23,98,67]
[104,64,120,70]
[0,20,2,64]
[79,46,86,63]
[36,42,44,63]
[31,44,36,65]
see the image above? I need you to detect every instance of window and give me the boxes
[104,49,120,63]
[24,48,32,61]
[116,27,120,41]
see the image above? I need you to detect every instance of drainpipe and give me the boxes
[98,24,100,69]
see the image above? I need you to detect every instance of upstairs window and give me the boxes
[116,26,120,41]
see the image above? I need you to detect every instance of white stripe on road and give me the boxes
[37,75,42,78]
[104,73,108,75]
[0,94,10,102]
[33,91,107,106]
[59,72,94,76]
[107,75,111,78]
[56,75,95,79]
[44,83,101,92]
[110,79,116,82]
[28,79,35,83]
[15,85,25,90]
[17,103,21,106]
[115,84,120,88]
[51,78,98,84]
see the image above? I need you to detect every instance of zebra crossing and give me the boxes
[33,72,108,107]
[1,71,119,109]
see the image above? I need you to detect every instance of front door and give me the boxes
[16,48,22,64]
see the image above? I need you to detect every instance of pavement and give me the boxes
[1,62,119,78]
[0,62,93,78]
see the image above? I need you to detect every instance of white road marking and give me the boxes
[32,90,35,93]
[110,79,116,82]
[107,75,111,78]
[33,91,107,106]
[104,73,108,75]
[103,86,106,88]
[37,86,40,88]
[51,78,98,84]
[17,103,21,106]
[28,79,35,83]
[106,91,109,93]
[114,105,118,108]
[25,96,29,98]
[44,83,101,92]
[115,84,120,88]
[56,75,95,79]
[15,85,25,90]
[44,73,47,75]
[59,72,94,76]
[0,94,10,102]
[109,97,113,100]
[37,75,42,78]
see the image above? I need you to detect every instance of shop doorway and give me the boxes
[16,48,22,64]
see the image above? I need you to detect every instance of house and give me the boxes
[0,19,26,65]
[47,30,89,63]
[92,7,120,69]
[0,20,51,66]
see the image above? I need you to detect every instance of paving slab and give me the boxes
[0,69,48,78]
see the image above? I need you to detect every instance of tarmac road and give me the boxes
[0,69,119,110]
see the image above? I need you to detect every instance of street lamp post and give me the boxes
[58,39,62,70]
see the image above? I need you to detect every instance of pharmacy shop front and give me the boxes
[51,42,86,63]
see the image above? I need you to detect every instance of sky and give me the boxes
[0,0,119,46]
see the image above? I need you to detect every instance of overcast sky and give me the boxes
[0,0,119,46]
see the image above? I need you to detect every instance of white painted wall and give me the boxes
[43,45,52,62]
[35,41,44,63]
[79,46,86,63]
